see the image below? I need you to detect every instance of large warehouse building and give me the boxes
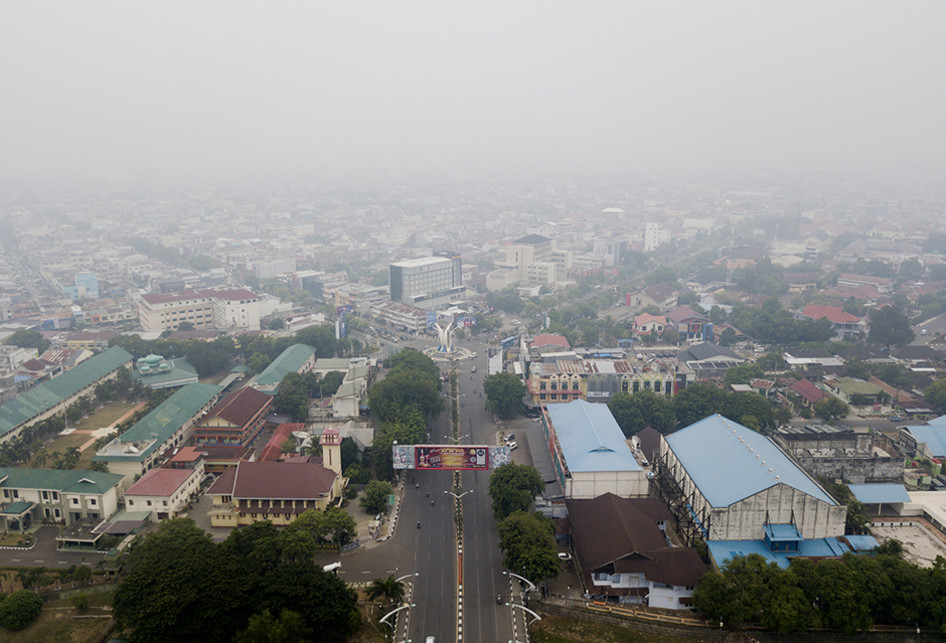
[542,399,647,499]
[656,414,846,543]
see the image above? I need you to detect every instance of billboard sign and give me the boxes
[392,444,511,470]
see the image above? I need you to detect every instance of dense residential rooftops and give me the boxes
[0,346,133,438]
[254,343,316,389]
[546,400,641,473]
[0,467,123,495]
[664,414,837,507]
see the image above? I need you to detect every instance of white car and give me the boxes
[558,552,572,561]
[508,442,518,450]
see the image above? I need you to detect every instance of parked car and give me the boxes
[558,552,572,561]
[508,442,518,450]
[504,433,516,442]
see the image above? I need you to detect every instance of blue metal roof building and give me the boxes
[543,400,646,498]
[658,414,846,541]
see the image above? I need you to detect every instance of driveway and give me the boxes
[0,526,104,569]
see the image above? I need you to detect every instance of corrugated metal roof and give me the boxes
[0,347,133,437]
[255,344,316,388]
[546,400,641,473]
[664,414,836,507]
[848,483,910,505]
[903,425,946,457]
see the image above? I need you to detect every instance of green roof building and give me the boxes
[254,344,317,393]
[0,467,124,531]
[93,382,221,484]
[0,346,133,443]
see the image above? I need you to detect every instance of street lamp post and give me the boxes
[503,570,537,594]
[444,489,473,501]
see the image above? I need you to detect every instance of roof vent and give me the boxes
[769,468,773,473]
[755,454,760,459]
[775,475,780,480]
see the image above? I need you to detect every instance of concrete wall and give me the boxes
[567,470,648,499]
[710,485,846,540]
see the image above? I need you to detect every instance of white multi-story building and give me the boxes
[644,222,671,252]
[137,288,260,332]
[0,467,123,530]
[389,255,464,310]
[487,234,571,291]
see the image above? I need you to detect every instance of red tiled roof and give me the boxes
[531,334,570,349]
[168,446,205,463]
[125,467,195,497]
[666,305,707,324]
[259,423,304,462]
[788,379,828,404]
[202,387,272,428]
[800,305,862,325]
[219,461,337,499]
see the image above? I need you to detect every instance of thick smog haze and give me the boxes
[2,1,945,181]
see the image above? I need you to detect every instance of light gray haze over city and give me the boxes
[2,1,945,181]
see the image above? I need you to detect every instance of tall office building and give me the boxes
[389,255,464,310]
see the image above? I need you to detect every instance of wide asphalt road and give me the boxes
[457,342,515,643]
[320,335,515,643]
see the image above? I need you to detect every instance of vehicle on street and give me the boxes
[471,365,477,372]
[508,442,518,450]
[504,433,515,442]
[558,552,572,561]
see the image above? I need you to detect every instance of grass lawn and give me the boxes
[27,401,138,470]
[531,614,707,643]
[72,401,138,431]
[3,595,114,643]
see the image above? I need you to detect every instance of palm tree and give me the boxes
[367,575,405,605]
[33,447,48,468]
[64,446,81,469]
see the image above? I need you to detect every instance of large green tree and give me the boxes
[488,463,545,520]
[673,382,728,426]
[868,305,915,348]
[3,329,49,353]
[607,389,676,436]
[361,480,393,515]
[483,372,528,420]
[925,378,946,414]
[114,519,244,642]
[368,370,443,423]
[723,363,764,386]
[497,511,560,583]
[273,371,309,421]
[814,396,849,423]
[0,590,43,631]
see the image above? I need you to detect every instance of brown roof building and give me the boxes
[207,460,342,528]
[193,387,272,448]
[566,493,706,610]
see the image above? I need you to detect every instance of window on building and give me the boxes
[89,498,97,506]
[71,498,79,505]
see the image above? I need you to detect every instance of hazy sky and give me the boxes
[2,1,945,181]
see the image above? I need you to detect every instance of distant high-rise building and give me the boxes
[644,223,670,252]
[389,255,464,310]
